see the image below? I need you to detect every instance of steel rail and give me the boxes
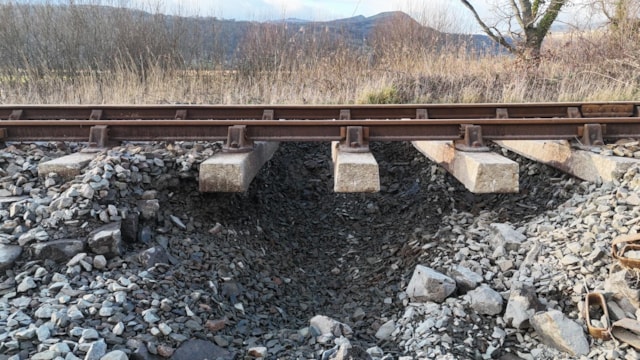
[0,102,638,120]
[2,117,640,140]
[1,103,639,151]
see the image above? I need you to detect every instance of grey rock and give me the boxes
[366,347,384,358]
[406,265,456,303]
[34,304,56,319]
[142,309,160,324]
[127,339,163,360]
[100,350,128,360]
[84,340,107,360]
[605,267,640,308]
[112,322,125,336]
[169,215,187,230]
[374,320,396,340]
[82,328,100,340]
[606,300,630,321]
[504,285,544,329]
[14,326,36,340]
[327,344,372,360]
[67,352,83,360]
[66,252,88,266]
[67,305,84,320]
[171,339,234,360]
[121,213,139,243]
[1,219,19,233]
[93,255,107,270]
[50,342,71,355]
[141,190,157,200]
[99,306,114,317]
[30,239,85,262]
[213,335,229,347]
[138,226,153,244]
[137,200,159,221]
[310,315,353,338]
[158,322,172,335]
[87,222,122,258]
[530,310,589,356]
[448,265,483,293]
[0,244,22,270]
[138,246,169,269]
[9,202,24,218]
[32,350,58,360]
[80,183,95,199]
[489,223,526,251]
[17,276,37,292]
[467,285,504,315]
[36,324,51,341]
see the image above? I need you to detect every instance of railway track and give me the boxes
[1,102,639,152]
[3,102,640,193]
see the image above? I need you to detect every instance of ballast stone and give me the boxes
[375,319,396,340]
[87,222,122,258]
[30,239,85,262]
[466,285,504,315]
[504,285,544,329]
[0,244,22,270]
[448,264,483,293]
[489,223,526,252]
[309,315,353,338]
[406,265,456,303]
[100,350,129,360]
[530,310,589,356]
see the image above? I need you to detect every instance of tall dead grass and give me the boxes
[0,0,638,105]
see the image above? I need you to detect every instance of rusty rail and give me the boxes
[1,102,639,152]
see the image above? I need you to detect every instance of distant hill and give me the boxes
[0,4,504,71]
[177,10,503,62]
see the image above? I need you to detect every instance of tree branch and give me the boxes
[510,0,528,30]
[536,0,566,37]
[459,0,517,53]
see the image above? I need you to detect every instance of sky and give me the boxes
[139,0,489,21]
[17,0,589,32]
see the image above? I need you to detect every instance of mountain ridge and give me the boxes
[0,3,503,71]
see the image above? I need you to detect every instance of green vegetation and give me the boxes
[359,87,404,105]
[0,0,638,104]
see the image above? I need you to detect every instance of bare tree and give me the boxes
[597,0,640,31]
[459,0,568,60]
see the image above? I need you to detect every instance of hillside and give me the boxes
[0,4,499,72]
[181,10,501,62]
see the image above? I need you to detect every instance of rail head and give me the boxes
[1,102,639,148]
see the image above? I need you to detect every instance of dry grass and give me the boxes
[0,1,638,105]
